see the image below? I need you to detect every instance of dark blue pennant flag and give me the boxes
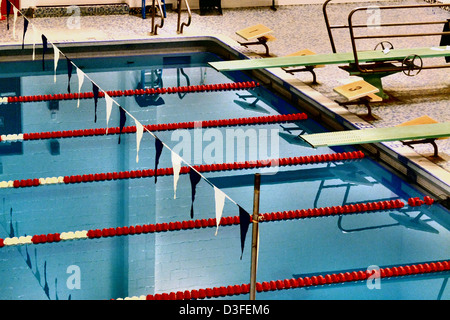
[6,0,11,30]
[440,20,450,63]
[67,58,73,93]
[154,138,164,183]
[41,35,48,71]
[92,83,99,123]
[239,206,251,260]
[118,107,126,144]
[22,18,29,49]
[189,168,202,219]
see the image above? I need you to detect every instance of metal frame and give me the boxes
[150,0,165,35]
[323,0,450,75]
[177,0,192,34]
[238,37,271,57]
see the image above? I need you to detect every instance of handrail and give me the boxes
[151,0,165,35]
[322,0,337,53]
[347,3,450,74]
[323,0,450,55]
[177,0,192,34]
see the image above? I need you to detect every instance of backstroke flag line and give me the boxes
[7,0,253,254]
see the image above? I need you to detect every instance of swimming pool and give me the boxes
[0,38,448,300]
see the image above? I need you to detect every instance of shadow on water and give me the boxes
[4,207,72,300]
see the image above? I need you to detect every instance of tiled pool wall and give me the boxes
[0,37,448,300]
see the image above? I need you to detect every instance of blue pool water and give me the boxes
[0,51,448,300]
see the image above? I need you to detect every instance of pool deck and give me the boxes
[0,0,449,198]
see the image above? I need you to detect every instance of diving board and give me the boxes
[208,46,450,72]
[299,122,450,149]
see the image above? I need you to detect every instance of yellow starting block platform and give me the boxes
[299,121,450,156]
[333,80,379,101]
[236,24,274,41]
[333,79,383,120]
[236,24,276,57]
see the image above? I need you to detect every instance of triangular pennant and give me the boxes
[6,0,11,30]
[41,35,48,71]
[105,94,113,132]
[118,107,127,144]
[76,68,84,108]
[66,58,73,93]
[12,7,18,39]
[31,25,37,61]
[52,43,60,83]
[154,138,164,183]
[214,187,226,236]
[189,168,202,219]
[135,120,144,163]
[92,83,99,122]
[22,19,29,50]
[440,20,450,63]
[171,151,183,199]
[238,206,251,260]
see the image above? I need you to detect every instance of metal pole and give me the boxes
[249,173,261,300]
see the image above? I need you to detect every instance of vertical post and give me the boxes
[177,0,181,33]
[249,173,261,300]
[151,0,155,34]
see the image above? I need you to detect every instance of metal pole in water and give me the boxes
[250,173,261,300]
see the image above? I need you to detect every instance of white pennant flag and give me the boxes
[52,44,60,83]
[135,120,144,163]
[171,151,183,199]
[214,186,226,236]
[32,25,37,60]
[105,94,113,133]
[76,68,84,108]
[13,7,19,39]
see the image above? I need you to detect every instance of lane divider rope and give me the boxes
[0,81,260,104]
[0,112,307,142]
[0,196,434,248]
[116,259,450,300]
[0,151,365,189]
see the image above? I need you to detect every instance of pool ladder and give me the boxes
[177,0,192,34]
[150,0,192,35]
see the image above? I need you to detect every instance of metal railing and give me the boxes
[177,0,192,34]
[150,0,165,35]
[322,0,450,75]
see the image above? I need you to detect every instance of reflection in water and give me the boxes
[135,69,165,107]
[233,93,270,114]
[4,207,70,300]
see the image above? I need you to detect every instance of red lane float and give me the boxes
[6,81,260,104]
[0,196,436,248]
[134,260,450,300]
[2,113,307,142]
[8,151,365,188]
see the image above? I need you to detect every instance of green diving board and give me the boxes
[299,122,450,148]
[209,46,450,72]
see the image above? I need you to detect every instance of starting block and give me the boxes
[236,24,276,57]
[333,79,383,120]
[397,115,445,157]
[282,49,325,84]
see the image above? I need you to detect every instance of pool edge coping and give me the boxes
[1,33,448,200]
